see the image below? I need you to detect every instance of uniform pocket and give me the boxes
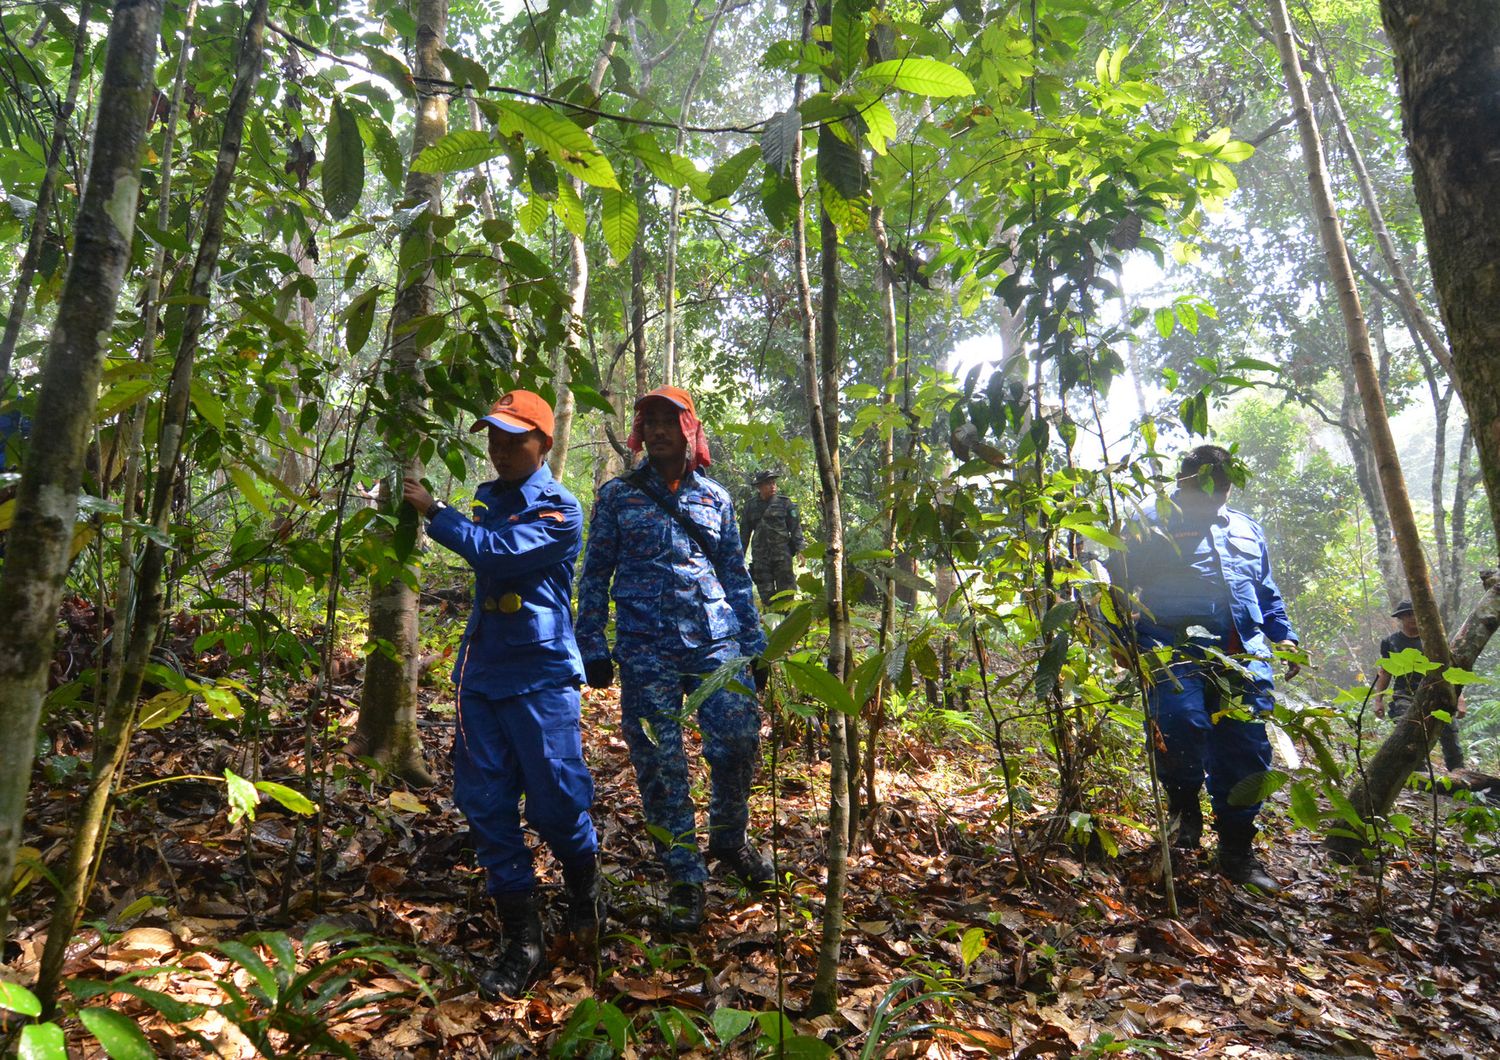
[619,504,666,554]
[543,723,584,760]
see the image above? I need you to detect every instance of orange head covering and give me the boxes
[470,390,555,444]
[628,386,711,473]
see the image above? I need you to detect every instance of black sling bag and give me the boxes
[624,466,725,579]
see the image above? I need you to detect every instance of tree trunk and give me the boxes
[0,0,93,388]
[796,0,852,1019]
[1267,0,1459,856]
[0,0,164,947]
[659,0,732,387]
[1446,425,1476,620]
[1339,375,1402,604]
[548,3,623,481]
[1377,0,1500,590]
[34,0,269,1012]
[352,0,449,786]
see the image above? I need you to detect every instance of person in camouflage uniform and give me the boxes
[577,386,773,933]
[739,469,804,605]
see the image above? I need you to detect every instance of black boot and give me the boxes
[663,881,705,933]
[561,857,601,950]
[709,843,777,891]
[1217,826,1281,895]
[1165,787,1203,850]
[478,891,545,999]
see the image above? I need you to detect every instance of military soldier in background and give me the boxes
[739,469,804,606]
[1373,599,1465,771]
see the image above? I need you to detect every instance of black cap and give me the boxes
[753,469,779,485]
[1391,600,1414,617]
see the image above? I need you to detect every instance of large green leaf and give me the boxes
[224,767,260,824]
[599,187,638,263]
[255,780,317,815]
[761,107,802,175]
[439,47,489,93]
[358,113,404,192]
[0,979,41,1016]
[19,1022,68,1060]
[862,57,974,97]
[784,658,857,716]
[706,144,761,202]
[78,1008,154,1060]
[410,129,506,174]
[488,99,618,189]
[762,602,814,662]
[323,97,365,220]
[353,45,416,101]
[817,124,866,199]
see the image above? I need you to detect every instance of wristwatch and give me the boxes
[425,500,448,521]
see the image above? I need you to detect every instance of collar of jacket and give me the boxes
[631,458,697,491]
[480,463,555,507]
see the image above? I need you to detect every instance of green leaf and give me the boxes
[410,129,506,175]
[1289,781,1320,830]
[353,45,416,101]
[78,1008,154,1060]
[1041,601,1079,636]
[710,1007,756,1043]
[861,58,974,97]
[706,145,760,202]
[599,188,638,264]
[1443,666,1485,685]
[224,767,260,824]
[489,99,618,189]
[136,690,191,731]
[189,381,226,433]
[439,47,489,92]
[19,1022,68,1060]
[345,286,379,354]
[763,603,814,662]
[1153,305,1175,338]
[829,7,866,77]
[960,926,988,965]
[817,124,866,199]
[1228,768,1287,807]
[784,659,857,716]
[776,1036,835,1060]
[1380,647,1441,678]
[760,107,802,175]
[0,979,42,1016]
[226,466,270,515]
[551,179,586,237]
[527,152,559,200]
[1033,633,1069,701]
[323,97,365,221]
[255,781,317,816]
[357,114,404,192]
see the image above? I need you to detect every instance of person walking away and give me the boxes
[1109,444,1303,894]
[1373,599,1465,770]
[739,469,804,606]
[576,385,773,933]
[402,390,599,998]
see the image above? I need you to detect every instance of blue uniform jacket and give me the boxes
[576,462,766,663]
[426,465,585,696]
[1113,502,1296,685]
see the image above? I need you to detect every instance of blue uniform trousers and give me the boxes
[1147,661,1274,832]
[452,685,598,894]
[617,639,760,884]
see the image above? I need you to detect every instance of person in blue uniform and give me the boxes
[403,390,597,998]
[1109,445,1302,893]
[576,385,772,932]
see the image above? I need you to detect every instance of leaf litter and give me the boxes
[7,672,1500,1058]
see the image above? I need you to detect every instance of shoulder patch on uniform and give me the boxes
[538,510,565,522]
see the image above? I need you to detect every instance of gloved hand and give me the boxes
[584,658,614,689]
[752,659,771,694]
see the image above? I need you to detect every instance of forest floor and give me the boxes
[7,668,1500,1059]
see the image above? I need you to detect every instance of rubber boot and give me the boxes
[561,857,601,951]
[663,881,705,933]
[478,891,545,999]
[1165,787,1203,850]
[1217,826,1281,895]
[709,843,777,891]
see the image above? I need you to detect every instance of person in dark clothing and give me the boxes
[1109,444,1301,894]
[403,390,598,999]
[1373,600,1465,770]
[738,469,804,606]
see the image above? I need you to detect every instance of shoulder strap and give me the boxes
[624,467,723,575]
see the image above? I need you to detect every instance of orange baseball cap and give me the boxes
[471,390,555,441]
[635,385,696,418]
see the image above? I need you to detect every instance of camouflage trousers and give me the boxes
[616,637,760,884]
[751,560,796,606]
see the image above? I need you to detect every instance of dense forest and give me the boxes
[1,0,1499,1054]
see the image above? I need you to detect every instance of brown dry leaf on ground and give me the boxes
[8,670,1500,1058]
